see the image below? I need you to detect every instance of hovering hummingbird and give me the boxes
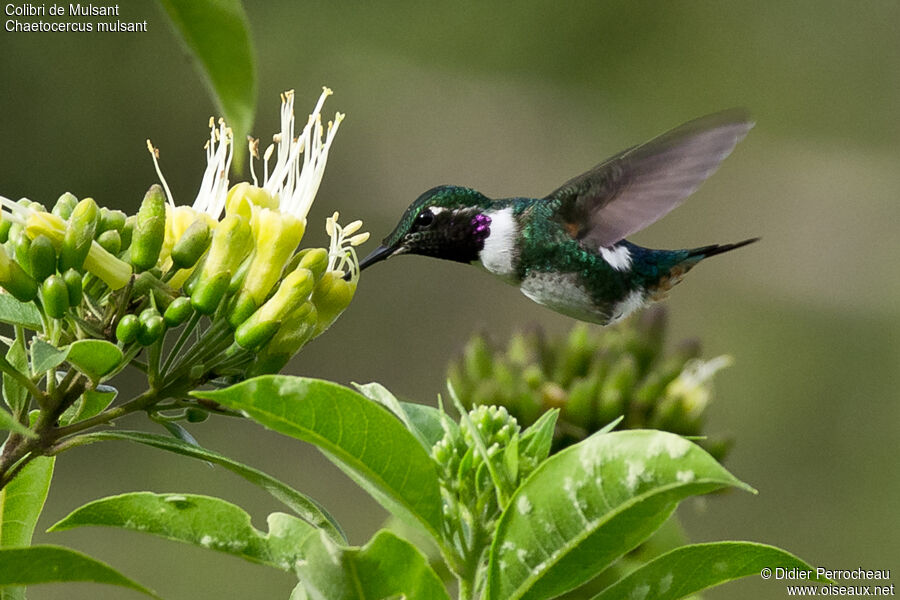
[358,109,758,325]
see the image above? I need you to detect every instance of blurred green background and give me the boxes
[1,1,898,598]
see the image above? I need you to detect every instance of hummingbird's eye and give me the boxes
[415,209,435,229]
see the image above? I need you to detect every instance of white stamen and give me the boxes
[146,140,175,206]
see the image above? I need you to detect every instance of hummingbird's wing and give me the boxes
[544,109,754,248]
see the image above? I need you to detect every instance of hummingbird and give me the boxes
[358,109,759,325]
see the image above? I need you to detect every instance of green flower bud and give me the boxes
[190,271,231,315]
[235,268,314,347]
[163,296,193,326]
[51,192,78,221]
[28,234,57,281]
[63,268,83,307]
[248,301,318,376]
[171,220,211,271]
[0,215,12,244]
[234,319,281,351]
[137,309,165,346]
[98,208,127,234]
[310,271,356,335]
[192,214,252,310]
[0,245,37,302]
[226,292,257,329]
[296,248,329,282]
[562,374,597,428]
[59,197,99,271]
[13,230,31,273]
[596,355,637,425]
[115,314,139,344]
[96,230,121,255]
[120,215,135,250]
[130,185,167,272]
[41,275,69,319]
[463,334,493,381]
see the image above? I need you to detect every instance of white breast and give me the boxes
[478,207,517,279]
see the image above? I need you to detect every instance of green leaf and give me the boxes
[2,337,28,415]
[49,492,316,571]
[295,529,450,600]
[590,542,825,600]
[194,377,444,541]
[0,294,41,330]
[0,456,54,547]
[156,0,256,167]
[60,386,117,426]
[30,339,122,381]
[0,545,159,598]
[519,408,558,466]
[72,430,345,543]
[352,382,444,450]
[487,430,753,600]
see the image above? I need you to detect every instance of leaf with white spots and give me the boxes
[486,430,753,600]
[294,529,451,600]
[590,542,823,600]
[48,492,317,571]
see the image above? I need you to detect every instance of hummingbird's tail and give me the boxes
[686,237,760,260]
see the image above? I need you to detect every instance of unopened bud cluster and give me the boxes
[432,404,551,571]
[0,89,366,423]
[447,306,733,460]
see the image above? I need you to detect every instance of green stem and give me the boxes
[161,310,202,376]
[52,388,160,440]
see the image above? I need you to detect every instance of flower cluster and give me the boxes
[0,88,366,411]
[447,306,733,460]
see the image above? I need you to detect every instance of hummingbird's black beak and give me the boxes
[344,244,396,280]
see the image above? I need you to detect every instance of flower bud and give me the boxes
[232,209,305,318]
[120,216,135,251]
[185,407,209,423]
[248,301,317,376]
[51,192,78,221]
[225,183,278,218]
[190,214,252,314]
[235,268,314,347]
[0,216,11,244]
[41,275,69,319]
[163,296,193,326]
[137,308,165,346]
[97,230,121,255]
[116,314,139,344]
[290,248,329,282]
[28,234,57,281]
[13,230,31,273]
[310,271,356,335]
[171,220,211,270]
[0,246,37,302]
[63,268,83,307]
[59,197,99,271]
[99,208,127,234]
[596,355,637,425]
[131,185,167,272]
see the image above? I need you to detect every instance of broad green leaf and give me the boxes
[30,339,122,381]
[353,382,444,450]
[0,294,41,330]
[59,386,117,426]
[156,0,256,166]
[0,456,54,600]
[49,492,317,571]
[0,545,159,598]
[295,529,450,600]
[590,542,825,600]
[0,456,54,547]
[64,340,123,380]
[0,406,33,437]
[486,430,753,600]
[2,337,28,415]
[29,339,64,375]
[72,430,345,543]
[194,377,443,541]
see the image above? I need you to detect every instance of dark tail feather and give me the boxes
[687,237,760,260]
